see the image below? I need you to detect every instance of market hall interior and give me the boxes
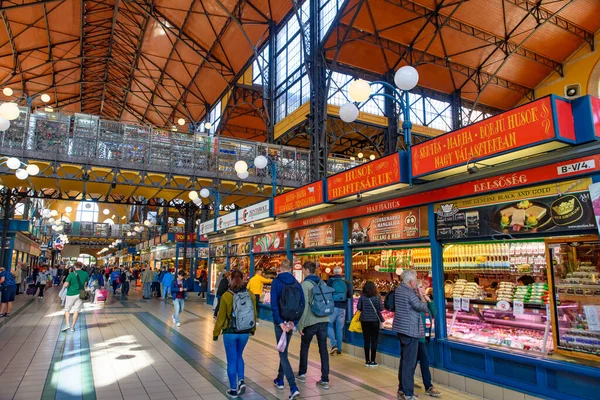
[0,0,600,399]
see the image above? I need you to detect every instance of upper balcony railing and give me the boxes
[0,108,311,187]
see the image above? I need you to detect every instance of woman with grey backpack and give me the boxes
[213,269,257,398]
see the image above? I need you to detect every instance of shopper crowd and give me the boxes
[0,256,439,400]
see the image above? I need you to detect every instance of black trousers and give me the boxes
[298,322,329,382]
[361,321,380,363]
[37,284,45,297]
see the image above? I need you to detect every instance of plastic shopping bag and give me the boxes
[276,330,287,352]
[58,287,67,300]
[349,311,362,333]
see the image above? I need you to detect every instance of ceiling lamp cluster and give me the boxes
[0,88,51,131]
[1,157,40,180]
[100,239,123,254]
[41,208,69,232]
[188,187,214,204]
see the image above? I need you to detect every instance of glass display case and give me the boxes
[210,257,226,293]
[443,240,553,354]
[547,237,600,358]
[351,245,433,330]
[294,251,344,281]
[255,253,288,305]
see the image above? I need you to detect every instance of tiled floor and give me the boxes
[0,286,526,400]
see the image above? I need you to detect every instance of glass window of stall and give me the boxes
[209,242,227,293]
[252,231,289,305]
[291,222,344,282]
[438,179,597,356]
[547,236,600,359]
[350,207,431,331]
[227,238,251,279]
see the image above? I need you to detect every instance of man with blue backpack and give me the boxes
[297,261,335,391]
[270,259,304,400]
[327,265,353,355]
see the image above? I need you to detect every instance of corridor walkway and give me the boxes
[0,286,536,400]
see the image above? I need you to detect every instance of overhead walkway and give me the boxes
[0,109,310,207]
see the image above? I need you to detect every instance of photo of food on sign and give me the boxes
[351,221,370,244]
[436,180,595,240]
[496,200,551,232]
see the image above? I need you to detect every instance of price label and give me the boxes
[461,298,470,311]
[497,300,511,312]
[513,300,524,315]
[453,297,461,310]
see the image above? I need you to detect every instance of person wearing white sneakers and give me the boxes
[171,270,187,327]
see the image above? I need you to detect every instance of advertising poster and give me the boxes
[350,209,421,244]
[292,223,337,249]
[252,231,286,253]
[228,239,251,256]
[436,179,595,240]
[588,182,600,236]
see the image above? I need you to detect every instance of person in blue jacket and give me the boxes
[270,259,304,400]
[161,268,174,301]
[110,267,121,295]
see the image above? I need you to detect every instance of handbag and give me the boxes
[74,271,89,301]
[369,298,384,330]
[349,311,362,333]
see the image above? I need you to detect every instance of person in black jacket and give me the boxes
[357,281,384,367]
[214,271,230,318]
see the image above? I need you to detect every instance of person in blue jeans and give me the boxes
[0,267,17,317]
[270,259,304,400]
[161,268,174,301]
[171,270,187,327]
[213,269,257,399]
[326,266,352,355]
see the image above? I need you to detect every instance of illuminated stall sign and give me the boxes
[239,200,270,224]
[253,231,287,253]
[175,233,196,242]
[351,209,421,243]
[412,96,576,180]
[292,224,337,249]
[274,181,324,215]
[435,179,595,240]
[327,152,407,201]
[199,220,215,235]
[216,211,237,231]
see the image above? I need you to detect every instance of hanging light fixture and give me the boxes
[348,79,371,103]
[254,155,268,169]
[65,206,73,213]
[394,65,419,91]
[2,88,13,96]
[103,209,110,215]
[0,117,10,131]
[0,102,20,120]
[177,118,186,126]
[6,157,20,170]
[15,168,28,180]
[339,102,359,123]
[234,160,248,174]
[369,154,376,161]
[144,220,151,227]
[200,188,211,198]
[188,190,199,201]
[26,164,39,176]
[204,121,212,130]
[40,93,51,103]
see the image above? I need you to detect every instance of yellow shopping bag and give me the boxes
[349,311,362,333]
